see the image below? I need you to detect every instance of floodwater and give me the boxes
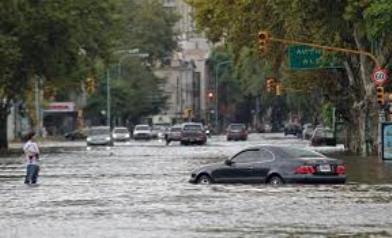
[1,134,392,238]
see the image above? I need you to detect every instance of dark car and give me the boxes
[64,128,88,141]
[189,145,346,185]
[284,123,302,136]
[311,128,336,146]
[226,123,248,141]
[180,122,207,145]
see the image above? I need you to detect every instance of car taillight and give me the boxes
[295,165,315,174]
[336,165,345,175]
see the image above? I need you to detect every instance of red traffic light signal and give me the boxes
[208,92,214,99]
[258,31,269,55]
[266,78,275,92]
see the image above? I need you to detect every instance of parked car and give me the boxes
[310,128,336,146]
[302,123,315,140]
[133,125,152,140]
[86,126,113,146]
[284,123,302,136]
[165,124,182,144]
[189,145,346,185]
[180,122,207,145]
[64,128,88,141]
[112,127,130,142]
[226,123,248,141]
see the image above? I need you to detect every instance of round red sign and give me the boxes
[372,68,388,86]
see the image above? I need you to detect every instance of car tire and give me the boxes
[197,174,212,185]
[267,175,284,185]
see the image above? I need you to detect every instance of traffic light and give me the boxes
[86,77,96,94]
[376,86,384,106]
[258,31,269,55]
[266,78,275,92]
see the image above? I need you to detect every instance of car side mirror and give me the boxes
[224,159,233,166]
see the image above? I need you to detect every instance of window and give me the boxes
[258,149,274,162]
[232,150,261,163]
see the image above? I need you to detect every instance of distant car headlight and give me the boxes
[125,134,130,138]
[105,137,111,141]
[113,134,118,138]
[87,137,92,142]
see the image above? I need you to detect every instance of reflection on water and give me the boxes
[0,135,392,237]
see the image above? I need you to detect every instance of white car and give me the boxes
[112,127,131,142]
[86,126,113,146]
[133,125,152,140]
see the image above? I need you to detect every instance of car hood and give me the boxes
[134,130,151,134]
[192,162,226,174]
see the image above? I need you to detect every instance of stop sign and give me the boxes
[372,68,388,86]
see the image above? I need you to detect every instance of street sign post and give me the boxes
[372,68,388,86]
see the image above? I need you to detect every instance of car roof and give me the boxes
[114,127,128,129]
[229,123,245,126]
[181,122,203,126]
[90,126,110,130]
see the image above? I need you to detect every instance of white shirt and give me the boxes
[23,140,40,165]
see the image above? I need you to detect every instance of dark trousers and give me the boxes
[25,164,39,184]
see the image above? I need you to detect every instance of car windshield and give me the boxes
[230,124,245,130]
[114,128,129,133]
[278,147,325,158]
[89,128,110,136]
[184,125,202,131]
[170,127,182,132]
[135,126,150,131]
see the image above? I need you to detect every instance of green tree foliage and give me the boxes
[188,0,392,154]
[119,0,180,64]
[85,59,167,125]
[0,0,119,149]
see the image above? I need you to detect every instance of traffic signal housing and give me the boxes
[86,77,96,94]
[266,78,275,93]
[276,83,282,96]
[258,31,269,55]
[376,86,384,106]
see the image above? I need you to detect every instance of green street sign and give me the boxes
[288,45,342,70]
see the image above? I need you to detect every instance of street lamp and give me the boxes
[215,60,231,132]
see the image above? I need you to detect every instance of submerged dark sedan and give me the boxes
[189,145,346,185]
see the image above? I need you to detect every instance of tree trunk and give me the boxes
[0,107,8,151]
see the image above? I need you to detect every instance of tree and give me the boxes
[0,0,120,150]
[119,0,180,65]
[84,58,167,125]
[188,0,392,155]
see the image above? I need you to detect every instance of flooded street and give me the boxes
[1,133,392,237]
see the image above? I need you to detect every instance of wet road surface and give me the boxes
[1,133,392,237]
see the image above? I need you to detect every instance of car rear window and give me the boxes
[184,125,202,131]
[135,126,150,130]
[170,127,182,132]
[277,147,325,159]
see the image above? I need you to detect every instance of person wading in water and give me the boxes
[23,132,40,185]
